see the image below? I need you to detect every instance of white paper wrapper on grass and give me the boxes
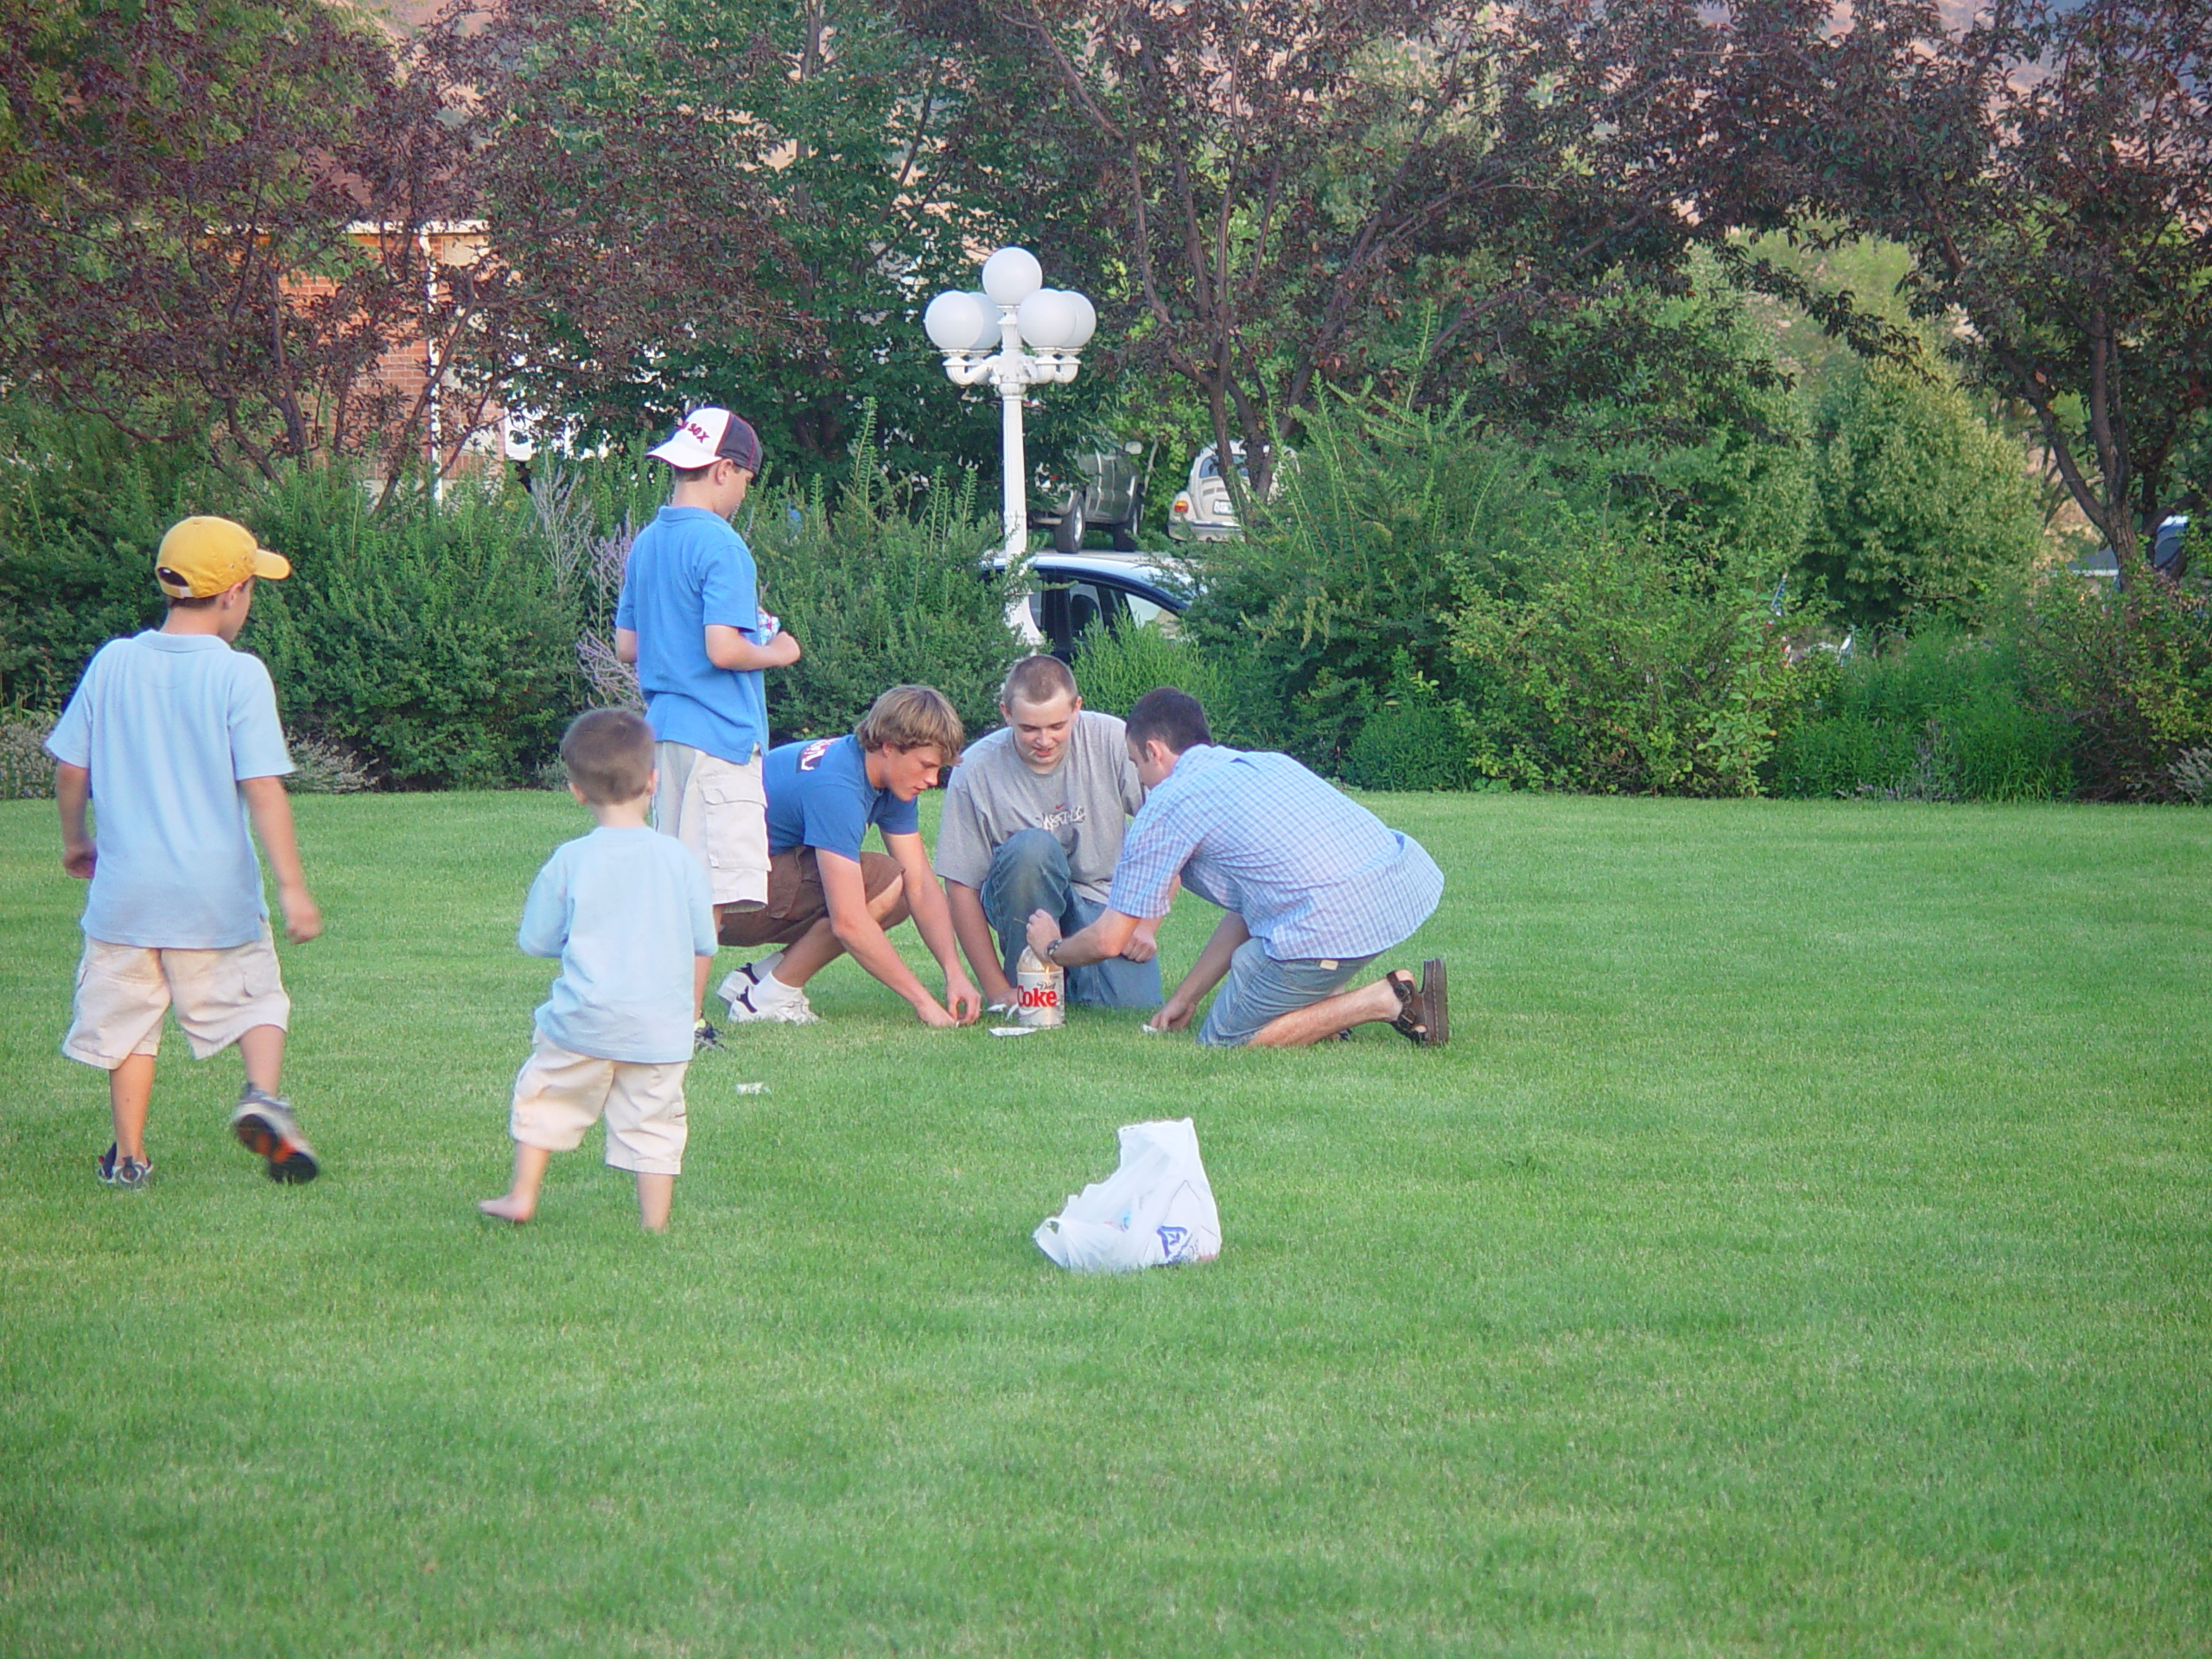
[1034,1118,1221,1273]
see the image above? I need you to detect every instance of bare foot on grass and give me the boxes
[477,1194,535,1223]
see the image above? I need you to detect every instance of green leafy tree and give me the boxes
[1803,356,2047,631]
[439,0,1108,490]
[1707,0,2212,568]
[993,0,1903,505]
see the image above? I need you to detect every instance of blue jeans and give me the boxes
[980,830,1162,1010]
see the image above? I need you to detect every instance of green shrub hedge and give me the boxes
[245,472,579,790]
[741,441,1020,745]
[1451,521,1796,797]
[2018,554,2212,802]
[1769,627,2072,801]
[1065,617,1228,721]
[0,404,241,709]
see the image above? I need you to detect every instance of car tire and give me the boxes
[1052,492,1087,554]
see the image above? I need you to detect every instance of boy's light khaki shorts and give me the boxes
[653,741,768,910]
[63,928,289,1069]
[509,1031,689,1176]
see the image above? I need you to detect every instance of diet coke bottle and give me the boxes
[1014,946,1065,1028]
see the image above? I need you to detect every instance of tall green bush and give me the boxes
[1066,618,1228,719]
[1769,626,2071,801]
[742,427,1020,743]
[246,472,580,789]
[2019,556,2212,801]
[1179,397,1554,768]
[1450,523,1796,797]
[1802,356,2046,630]
[1338,667,1482,791]
[0,405,241,708]
[1182,381,1813,780]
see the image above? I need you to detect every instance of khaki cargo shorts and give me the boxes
[717,845,903,949]
[508,1031,689,1175]
[63,926,289,1069]
[653,741,768,909]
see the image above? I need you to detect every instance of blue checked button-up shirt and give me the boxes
[1108,745,1444,962]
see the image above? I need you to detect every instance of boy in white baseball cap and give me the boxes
[614,409,802,1047]
[45,516,324,1190]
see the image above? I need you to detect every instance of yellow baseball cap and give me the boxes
[154,516,291,599]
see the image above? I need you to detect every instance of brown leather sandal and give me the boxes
[1388,958,1449,1046]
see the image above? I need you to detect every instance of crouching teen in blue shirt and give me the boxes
[716,684,982,1028]
[1025,688,1450,1048]
[480,709,718,1232]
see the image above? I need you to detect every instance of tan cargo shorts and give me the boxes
[652,741,768,910]
[63,927,289,1069]
[508,1031,689,1175]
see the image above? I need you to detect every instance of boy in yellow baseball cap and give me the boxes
[43,516,324,1189]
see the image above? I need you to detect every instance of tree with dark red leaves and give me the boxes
[0,0,483,480]
[1698,0,2212,570]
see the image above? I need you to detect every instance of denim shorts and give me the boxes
[1197,938,1378,1047]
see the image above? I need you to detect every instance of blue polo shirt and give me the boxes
[45,632,296,950]
[763,734,919,861]
[614,505,768,764]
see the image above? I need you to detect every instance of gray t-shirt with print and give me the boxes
[934,709,1146,905]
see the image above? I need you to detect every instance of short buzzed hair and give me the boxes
[1125,687,1211,756]
[561,708,655,804]
[1001,653,1077,709]
[854,683,965,762]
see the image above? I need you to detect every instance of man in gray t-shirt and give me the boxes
[934,656,1166,1009]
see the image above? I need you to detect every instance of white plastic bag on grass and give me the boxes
[1034,1118,1221,1273]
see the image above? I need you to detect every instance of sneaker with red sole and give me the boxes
[230,1086,319,1184]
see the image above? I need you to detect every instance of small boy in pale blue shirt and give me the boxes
[479,709,718,1232]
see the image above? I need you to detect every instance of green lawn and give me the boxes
[1,788,2206,1656]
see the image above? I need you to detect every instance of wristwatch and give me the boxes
[1045,937,1063,963]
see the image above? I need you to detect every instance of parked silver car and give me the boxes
[1166,442,1245,542]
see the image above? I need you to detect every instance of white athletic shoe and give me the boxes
[721,969,820,1025]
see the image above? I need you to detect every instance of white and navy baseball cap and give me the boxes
[648,407,764,473]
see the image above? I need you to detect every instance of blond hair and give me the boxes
[854,683,964,762]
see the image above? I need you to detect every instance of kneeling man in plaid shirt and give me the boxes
[1025,688,1447,1047]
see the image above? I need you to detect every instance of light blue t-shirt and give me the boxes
[763,734,919,861]
[518,825,717,1065]
[613,505,769,765]
[45,632,294,950]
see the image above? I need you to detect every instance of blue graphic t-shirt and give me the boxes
[763,734,918,861]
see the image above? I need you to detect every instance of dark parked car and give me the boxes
[1004,552,1189,659]
[2080,513,2193,581]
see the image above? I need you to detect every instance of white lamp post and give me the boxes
[925,246,1096,563]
